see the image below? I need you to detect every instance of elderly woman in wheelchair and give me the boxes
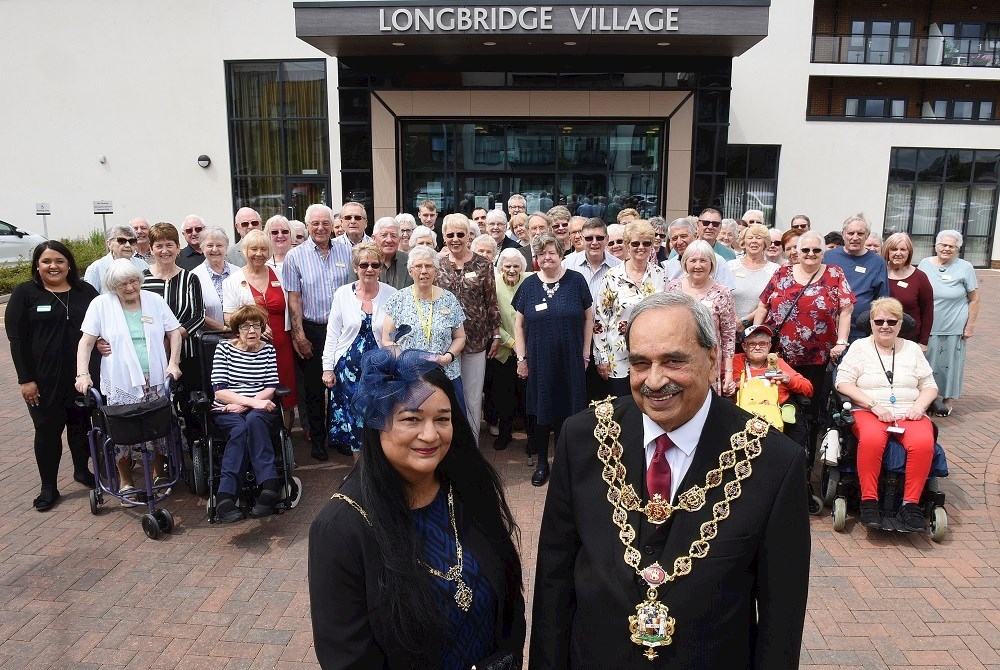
[835,297,938,532]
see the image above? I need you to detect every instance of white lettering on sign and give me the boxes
[379,6,669,33]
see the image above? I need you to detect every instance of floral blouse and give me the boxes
[665,278,737,390]
[759,264,856,367]
[383,287,466,379]
[435,252,501,354]
[593,262,665,379]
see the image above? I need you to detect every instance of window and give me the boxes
[848,20,914,64]
[922,99,995,121]
[885,147,1000,267]
[227,60,331,223]
[724,145,780,226]
[845,97,906,119]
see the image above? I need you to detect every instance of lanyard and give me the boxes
[873,340,896,404]
[413,286,434,344]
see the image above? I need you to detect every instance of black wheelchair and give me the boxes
[186,331,302,523]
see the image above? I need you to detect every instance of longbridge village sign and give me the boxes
[378,6,680,33]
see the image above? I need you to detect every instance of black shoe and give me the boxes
[74,470,96,489]
[493,432,512,451]
[216,498,245,523]
[895,503,926,533]
[531,468,550,487]
[250,489,280,518]
[311,445,329,461]
[33,489,60,512]
[859,500,881,529]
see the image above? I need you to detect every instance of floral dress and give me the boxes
[665,278,738,392]
[328,312,378,453]
[593,262,665,380]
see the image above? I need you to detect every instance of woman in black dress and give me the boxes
[6,242,100,510]
[309,348,524,669]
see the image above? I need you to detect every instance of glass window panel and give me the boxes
[337,64,368,88]
[506,124,556,170]
[973,150,1000,182]
[911,235,936,261]
[979,102,994,121]
[845,98,859,116]
[455,123,505,171]
[234,176,284,212]
[891,99,906,118]
[726,145,748,176]
[916,149,946,181]
[863,99,886,117]
[603,173,660,218]
[945,150,974,183]
[232,120,282,176]
[694,128,719,173]
[967,184,997,236]
[404,173,454,215]
[457,175,503,214]
[402,123,452,170]
[559,124,610,170]
[890,148,918,180]
[282,62,326,118]
[287,181,328,222]
[747,145,779,179]
[963,236,989,267]
[229,63,281,118]
[912,184,941,235]
[509,175,556,213]
[884,183,913,234]
[609,124,661,172]
[621,73,665,88]
[940,184,968,228]
[286,119,330,174]
[953,101,974,119]
[339,125,371,171]
[339,89,370,123]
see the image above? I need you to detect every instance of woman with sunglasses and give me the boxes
[835,297,938,532]
[322,242,397,460]
[593,219,665,397]
[289,220,307,248]
[605,223,626,261]
[264,215,294,276]
[435,214,501,445]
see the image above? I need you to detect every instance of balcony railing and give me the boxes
[812,35,1000,67]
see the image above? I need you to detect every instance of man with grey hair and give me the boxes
[663,217,736,289]
[335,201,373,246]
[531,291,809,669]
[226,207,262,267]
[129,217,153,262]
[823,213,889,342]
[347,216,412,290]
[84,225,149,293]
[282,203,354,460]
[519,212,553,270]
[177,214,207,270]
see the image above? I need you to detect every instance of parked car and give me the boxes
[0,218,47,266]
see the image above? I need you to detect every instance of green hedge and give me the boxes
[0,230,106,295]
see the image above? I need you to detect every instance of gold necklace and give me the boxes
[331,483,473,612]
[45,288,70,321]
[592,398,769,660]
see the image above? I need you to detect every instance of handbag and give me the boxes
[471,651,516,670]
[770,268,821,354]
[100,395,174,445]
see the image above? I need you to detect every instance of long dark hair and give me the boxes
[31,240,85,290]
[356,367,520,664]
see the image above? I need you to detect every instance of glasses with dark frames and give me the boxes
[800,247,823,254]
[629,240,653,248]
[552,222,569,229]
[445,232,466,239]
[114,237,138,245]
[183,227,203,235]
[654,233,667,239]
[872,319,899,327]
[357,262,381,270]
[342,215,366,221]
[238,323,264,332]
[609,239,624,245]
[270,229,289,236]
[582,235,606,242]
[698,219,722,227]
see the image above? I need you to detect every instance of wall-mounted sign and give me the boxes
[379,6,679,33]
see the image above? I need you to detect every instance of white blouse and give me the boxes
[221,267,291,331]
[322,282,397,370]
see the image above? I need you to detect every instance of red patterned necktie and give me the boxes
[646,434,675,501]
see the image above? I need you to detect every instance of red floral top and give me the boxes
[759,265,856,366]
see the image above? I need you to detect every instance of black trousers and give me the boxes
[792,363,828,446]
[28,390,91,492]
[299,321,329,447]
[488,357,525,426]
[528,415,566,473]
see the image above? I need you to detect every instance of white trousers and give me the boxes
[460,350,487,445]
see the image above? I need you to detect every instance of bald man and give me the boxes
[226,207,261,267]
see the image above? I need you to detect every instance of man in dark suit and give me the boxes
[530,292,810,669]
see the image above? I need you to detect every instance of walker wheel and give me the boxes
[89,489,100,515]
[141,513,161,539]
[832,497,847,532]
[930,506,948,543]
[154,509,174,534]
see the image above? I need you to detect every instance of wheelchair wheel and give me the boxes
[822,468,840,507]
[282,434,296,472]
[141,513,161,540]
[284,476,303,509]
[88,489,100,515]
[809,494,824,516]
[191,442,208,496]
[154,509,174,534]
[930,506,947,543]
[832,497,847,532]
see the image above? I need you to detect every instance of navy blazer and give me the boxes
[529,393,810,669]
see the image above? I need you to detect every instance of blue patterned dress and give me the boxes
[328,312,378,452]
[411,486,497,669]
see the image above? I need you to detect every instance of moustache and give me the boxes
[640,383,683,397]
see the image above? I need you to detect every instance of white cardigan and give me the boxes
[191,261,236,326]
[221,266,291,331]
[322,281,397,370]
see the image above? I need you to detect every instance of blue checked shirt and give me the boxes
[282,237,353,323]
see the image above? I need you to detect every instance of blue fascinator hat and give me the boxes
[351,347,442,430]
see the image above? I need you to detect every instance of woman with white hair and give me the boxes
[289,220,307,248]
[727,223,779,327]
[409,225,437,249]
[742,209,765,226]
[191,226,236,330]
[264,215,294,275]
[471,234,498,264]
[666,240,737,395]
[917,229,979,416]
[395,213,417,252]
[490,248,529,449]
[719,218,741,253]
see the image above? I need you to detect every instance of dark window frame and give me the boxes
[723,144,780,226]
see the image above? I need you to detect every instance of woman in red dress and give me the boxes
[222,230,297,429]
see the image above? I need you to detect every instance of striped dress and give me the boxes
[142,267,206,360]
[210,340,279,409]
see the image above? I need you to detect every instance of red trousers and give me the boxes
[852,411,934,503]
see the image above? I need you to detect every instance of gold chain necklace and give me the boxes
[592,398,769,660]
[45,288,70,321]
[331,483,473,612]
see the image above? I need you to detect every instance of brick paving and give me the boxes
[0,272,998,669]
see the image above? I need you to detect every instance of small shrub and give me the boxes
[0,229,107,295]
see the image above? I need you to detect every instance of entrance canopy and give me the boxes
[294,0,770,59]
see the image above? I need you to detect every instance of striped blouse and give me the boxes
[210,340,279,410]
[142,268,206,359]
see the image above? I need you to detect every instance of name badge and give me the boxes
[439,307,450,315]
[896,280,909,288]
[701,299,714,310]
[141,315,154,324]
[464,271,477,280]
[271,280,281,287]
[941,274,953,281]
[734,272,746,278]
[535,302,548,312]
[36,304,52,312]
[854,266,866,274]
[335,262,346,268]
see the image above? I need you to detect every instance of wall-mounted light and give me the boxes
[484,41,496,46]
[99,155,107,164]
[876,80,884,86]
[564,41,577,46]
[197,155,211,168]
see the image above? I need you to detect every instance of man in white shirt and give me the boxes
[335,201,374,246]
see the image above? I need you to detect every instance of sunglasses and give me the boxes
[114,237,138,245]
[768,241,782,246]
[630,240,653,248]
[342,215,366,221]
[654,233,667,239]
[583,235,606,242]
[698,219,722,227]
[800,247,823,254]
[270,229,289,236]
[552,222,569,229]
[294,234,305,240]
[357,262,381,270]
[872,319,899,327]
[791,224,809,230]
[445,232,466,239]
[609,239,624,246]
[747,220,764,225]
[183,227,203,235]
[240,221,261,228]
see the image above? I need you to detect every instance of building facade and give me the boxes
[2,0,998,265]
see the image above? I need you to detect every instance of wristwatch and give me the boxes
[866,400,878,409]
[836,340,849,346]
[516,356,526,362]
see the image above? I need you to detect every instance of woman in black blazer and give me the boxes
[309,348,524,669]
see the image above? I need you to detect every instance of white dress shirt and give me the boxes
[641,391,713,502]
[562,250,622,306]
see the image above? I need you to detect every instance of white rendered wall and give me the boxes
[0,0,341,242]
[730,0,1000,260]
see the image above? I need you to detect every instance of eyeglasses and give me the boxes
[609,239,624,246]
[583,235,606,242]
[630,240,653,248]
[698,219,722,227]
[654,233,667,239]
[238,323,263,332]
[768,241,782,246]
[800,247,823,254]
[182,227,203,236]
[552,221,569,229]
[357,262,381,270]
[936,243,957,249]
[114,237,138,245]
[747,220,764,225]
[270,229,289,236]
[872,319,899,327]
[744,341,771,349]
[240,221,261,228]
[445,232,466,239]
[294,234,305,240]
[342,215,366,221]
[791,224,809,231]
